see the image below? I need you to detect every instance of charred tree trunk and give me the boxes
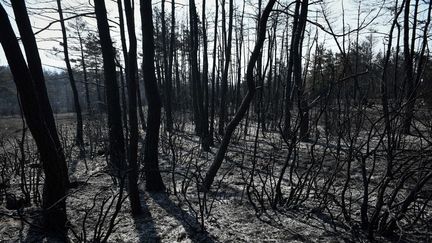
[218,0,234,135]
[123,0,142,215]
[201,0,211,150]
[0,3,67,233]
[94,0,127,175]
[141,0,166,192]
[283,2,300,137]
[402,0,416,134]
[294,0,310,140]
[167,0,176,131]
[11,0,69,187]
[188,2,201,135]
[201,0,276,191]
[56,0,84,147]
[235,4,245,111]
[116,0,131,140]
[162,0,173,132]
[189,0,210,151]
[209,0,219,145]
[282,0,309,140]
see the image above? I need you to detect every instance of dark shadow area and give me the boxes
[21,222,45,243]
[20,212,66,243]
[149,192,216,243]
[132,192,160,243]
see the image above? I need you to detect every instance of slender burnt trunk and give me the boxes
[188,3,202,135]
[201,0,211,150]
[189,0,210,151]
[168,0,176,123]
[218,0,234,135]
[402,0,416,134]
[162,0,173,132]
[235,4,245,111]
[117,0,129,141]
[94,0,126,175]
[123,0,142,214]
[166,0,176,130]
[201,0,276,191]
[294,0,310,140]
[56,0,84,147]
[209,0,219,145]
[283,2,300,137]
[141,0,166,192]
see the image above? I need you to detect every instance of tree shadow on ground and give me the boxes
[20,212,66,243]
[149,192,216,243]
[132,195,160,243]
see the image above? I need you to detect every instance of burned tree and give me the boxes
[162,0,174,132]
[0,2,68,233]
[94,0,126,175]
[11,0,69,186]
[201,0,277,191]
[56,0,84,147]
[189,0,211,151]
[123,0,142,215]
[141,0,166,192]
[218,0,234,135]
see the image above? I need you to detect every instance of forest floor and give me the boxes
[0,113,431,242]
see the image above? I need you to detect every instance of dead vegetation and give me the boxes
[0,104,431,242]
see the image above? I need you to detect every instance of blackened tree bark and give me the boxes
[209,0,219,146]
[402,0,414,134]
[218,0,234,135]
[201,0,211,150]
[235,3,245,111]
[413,1,432,99]
[123,0,142,215]
[294,0,310,140]
[162,0,173,132]
[0,3,67,233]
[11,0,69,186]
[201,0,276,191]
[283,1,300,137]
[141,0,166,192]
[94,0,126,175]
[403,0,428,134]
[168,0,175,130]
[189,0,211,151]
[282,0,309,140]
[255,0,264,132]
[117,0,128,72]
[56,0,84,147]
[116,0,130,142]
[188,0,201,135]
